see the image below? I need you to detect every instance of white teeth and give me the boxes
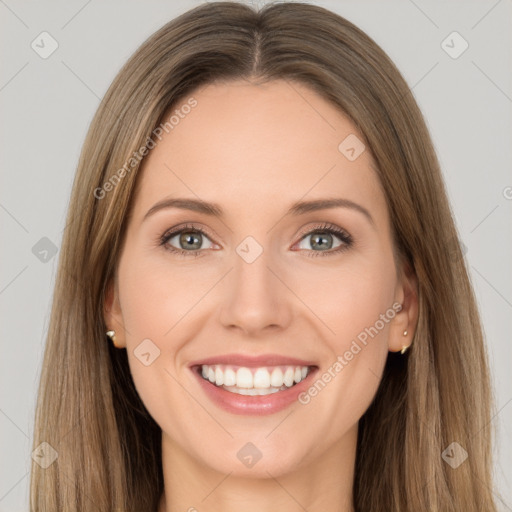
[253,368,271,388]
[222,385,285,396]
[283,367,295,387]
[236,367,253,388]
[223,367,236,386]
[198,364,311,391]
[215,366,224,386]
[270,368,284,387]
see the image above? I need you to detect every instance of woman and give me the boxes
[30,2,498,510]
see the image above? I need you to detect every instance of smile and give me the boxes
[191,363,319,415]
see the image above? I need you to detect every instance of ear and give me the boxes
[388,259,419,353]
[104,277,127,349]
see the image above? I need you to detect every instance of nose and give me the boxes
[218,248,293,337]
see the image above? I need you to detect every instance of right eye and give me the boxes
[160,224,217,257]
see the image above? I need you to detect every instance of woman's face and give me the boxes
[105,79,416,478]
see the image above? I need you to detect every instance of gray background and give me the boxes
[1,0,511,510]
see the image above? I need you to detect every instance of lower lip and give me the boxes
[191,366,319,416]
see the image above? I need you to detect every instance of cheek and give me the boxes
[114,248,193,422]
[287,246,397,348]
[117,244,218,338]
[114,242,236,432]
[295,259,396,433]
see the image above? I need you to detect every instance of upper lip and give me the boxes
[189,353,318,368]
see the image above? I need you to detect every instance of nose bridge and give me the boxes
[219,240,292,334]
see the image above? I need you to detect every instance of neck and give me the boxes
[157,425,357,512]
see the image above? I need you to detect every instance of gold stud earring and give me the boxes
[400,330,410,354]
[106,330,118,348]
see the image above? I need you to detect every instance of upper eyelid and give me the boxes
[296,222,350,239]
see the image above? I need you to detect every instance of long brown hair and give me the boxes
[30,2,498,510]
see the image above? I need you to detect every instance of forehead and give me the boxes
[133,79,385,221]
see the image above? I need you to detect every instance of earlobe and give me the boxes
[103,278,126,349]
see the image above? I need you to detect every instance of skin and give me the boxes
[104,79,418,512]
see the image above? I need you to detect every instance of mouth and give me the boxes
[188,354,320,415]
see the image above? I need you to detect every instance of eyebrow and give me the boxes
[143,197,374,226]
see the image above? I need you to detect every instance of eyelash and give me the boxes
[159,222,353,258]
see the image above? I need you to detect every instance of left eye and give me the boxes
[295,229,347,252]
